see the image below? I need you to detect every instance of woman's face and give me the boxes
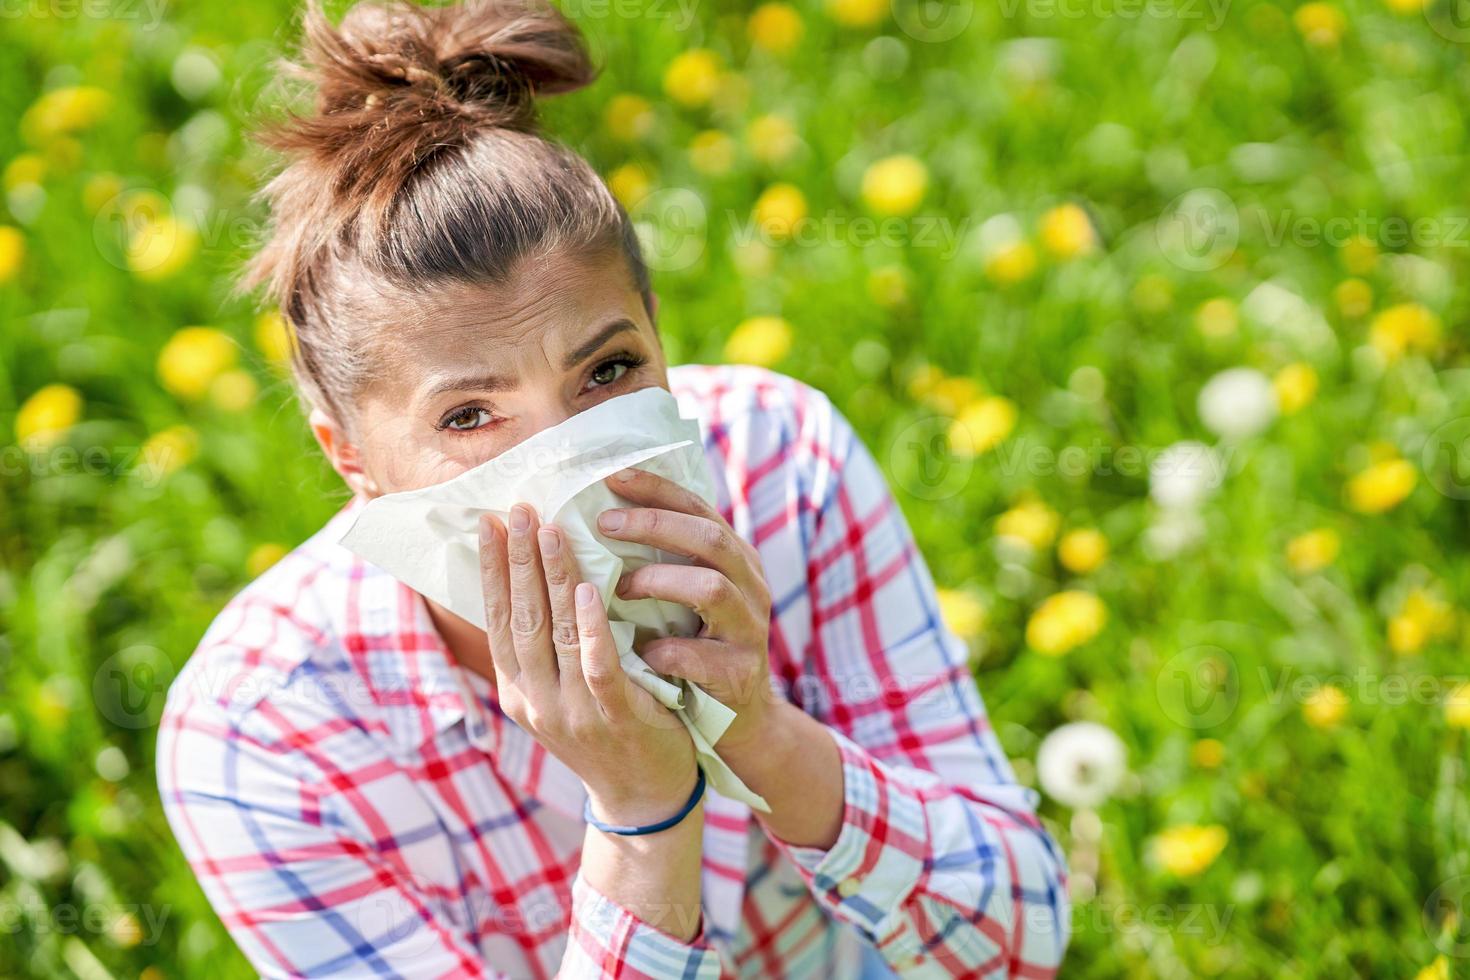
[323,248,667,497]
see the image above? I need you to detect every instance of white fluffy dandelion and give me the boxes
[1036,721,1127,809]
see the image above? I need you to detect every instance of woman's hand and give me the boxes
[478,504,698,826]
[596,468,777,752]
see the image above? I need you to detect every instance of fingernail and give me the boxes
[599,510,625,532]
[537,527,559,555]
[615,574,629,597]
[510,505,529,531]
[612,468,636,483]
[576,582,596,607]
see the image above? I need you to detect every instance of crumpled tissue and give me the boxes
[339,385,768,812]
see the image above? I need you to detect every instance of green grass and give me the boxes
[3,0,1470,976]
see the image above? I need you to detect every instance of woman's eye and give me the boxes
[441,407,494,432]
[589,360,631,387]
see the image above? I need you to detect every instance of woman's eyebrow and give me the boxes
[561,318,637,369]
[423,371,516,398]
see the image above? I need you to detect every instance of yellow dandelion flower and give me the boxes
[1389,589,1453,655]
[209,369,258,412]
[826,0,887,27]
[83,172,124,215]
[753,183,807,240]
[254,309,293,364]
[247,542,289,578]
[1058,528,1108,574]
[998,497,1060,550]
[1190,738,1225,769]
[984,240,1037,286]
[1039,203,1097,259]
[1445,683,1470,730]
[866,264,910,309]
[139,425,199,481]
[663,49,722,108]
[21,86,112,143]
[0,226,25,284]
[109,911,143,948]
[157,326,239,401]
[1346,457,1416,514]
[125,207,198,281]
[948,397,1016,456]
[604,94,654,142]
[1342,235,1378,275]
[860,154,928,218]
[1153,824,1227,877]
[723,315,792,366]
[1414,956,1450,980]
[1294,3,1346,46]
[936,588,986,638]
[16,383,83,450]
[1303,684,1349,729]
[606,162,652,209]
[1195,297,1238,338]
[3,153,46,191]
[1026,590,1107,655]
[1334,278,1372,318]
[905,364,945,403]
[746,115,799,166]
[1369,303,1441,361]
[748,3,804,55]
[1286,528,1339,574]
[924,375,983,415]
[689,130,737,177]
[1273,362,1318,415]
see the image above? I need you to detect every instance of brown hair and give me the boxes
[242,0,651,429]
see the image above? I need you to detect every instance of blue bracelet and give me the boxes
[583,767,706,836]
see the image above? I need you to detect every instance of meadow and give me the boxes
[3,0,1469,976]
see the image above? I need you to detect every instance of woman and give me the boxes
[155,1,1069,976]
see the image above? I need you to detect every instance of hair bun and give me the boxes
[263,0,595,222]
[325,0,594,129]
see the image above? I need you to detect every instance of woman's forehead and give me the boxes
[376,249,651,357]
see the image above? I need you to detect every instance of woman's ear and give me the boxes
[309,408,379,497]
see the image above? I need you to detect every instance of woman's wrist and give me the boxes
[584,758,702,827]
[719,701,845,849]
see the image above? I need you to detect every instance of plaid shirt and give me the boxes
[157,364,1069,979]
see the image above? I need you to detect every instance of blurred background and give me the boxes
[3,0,1470,976]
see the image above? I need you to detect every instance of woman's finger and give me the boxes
[598,505,760,596]
[615,563,753,640]
[505,503,557,694]
[536,524,586,691]
[604,467,723,525]
[573,582,628,720]
[639,635,749,691]
[477,514,520,686]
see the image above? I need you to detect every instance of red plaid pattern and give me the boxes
[157,364,1068,978]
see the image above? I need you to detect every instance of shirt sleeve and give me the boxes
[768,384,1071,978]
[562,875,723,979]
[156,695,492,979]
[157,654,724,979]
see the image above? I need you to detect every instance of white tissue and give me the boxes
[339,386,769,812]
